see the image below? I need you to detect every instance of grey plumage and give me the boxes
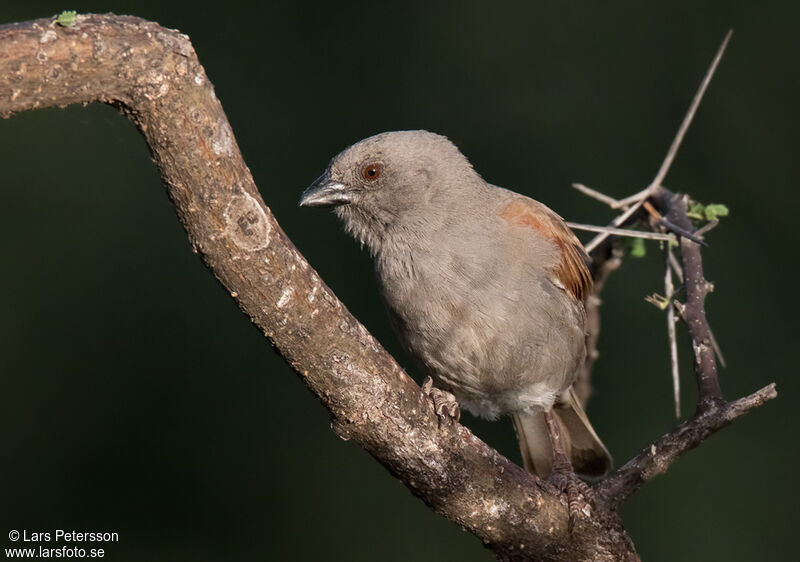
[301,130,610,478]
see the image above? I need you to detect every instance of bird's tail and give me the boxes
[511,387,612,478]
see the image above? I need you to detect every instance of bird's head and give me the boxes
[299,130,480,252]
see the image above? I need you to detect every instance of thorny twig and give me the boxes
[644,200,707,246]
[582,30,733,253]
[577,30,775,505]
[566,222,673,241]
[571,183,622,208]
[665,244,680,418]
[695,218,720,238]
[596,382,776,508]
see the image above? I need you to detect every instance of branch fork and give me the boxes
[571,29,776,511]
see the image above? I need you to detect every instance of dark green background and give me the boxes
[1,2,796,560]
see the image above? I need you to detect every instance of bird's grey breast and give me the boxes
[374,205,585,419]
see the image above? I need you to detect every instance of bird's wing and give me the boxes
[499,197,593,302]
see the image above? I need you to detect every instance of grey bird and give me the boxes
[300,130,611,516]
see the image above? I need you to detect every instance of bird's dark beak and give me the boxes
[299,173,352,208]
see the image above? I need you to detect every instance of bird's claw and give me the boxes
[549,464,594,532]
[421,376,461,425]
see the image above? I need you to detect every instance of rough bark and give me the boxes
[596,381,776,508]
[656,190,723,403]
[589,188,777,507]
[0,14,774,561]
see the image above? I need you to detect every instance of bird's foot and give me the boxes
[549,464,594,532]
[421,376,461,425]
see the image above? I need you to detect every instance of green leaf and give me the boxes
[687,202,706,220]
[55,10,77,27]
[703,204,729,220]
[627,237,646,258]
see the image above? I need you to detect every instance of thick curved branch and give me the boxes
[0,14,639,561]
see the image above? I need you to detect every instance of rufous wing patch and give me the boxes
[500,198,593,302]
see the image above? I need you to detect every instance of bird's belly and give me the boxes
[382,280,582,420]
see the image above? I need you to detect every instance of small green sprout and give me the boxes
[645,293,672,311]
[687,203,706,220]
[626,237,647,258]
[687,201,730,221]
[55,10,78,27]
[703,204,729,220]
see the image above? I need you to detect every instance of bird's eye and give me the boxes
[362,163,382,181]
